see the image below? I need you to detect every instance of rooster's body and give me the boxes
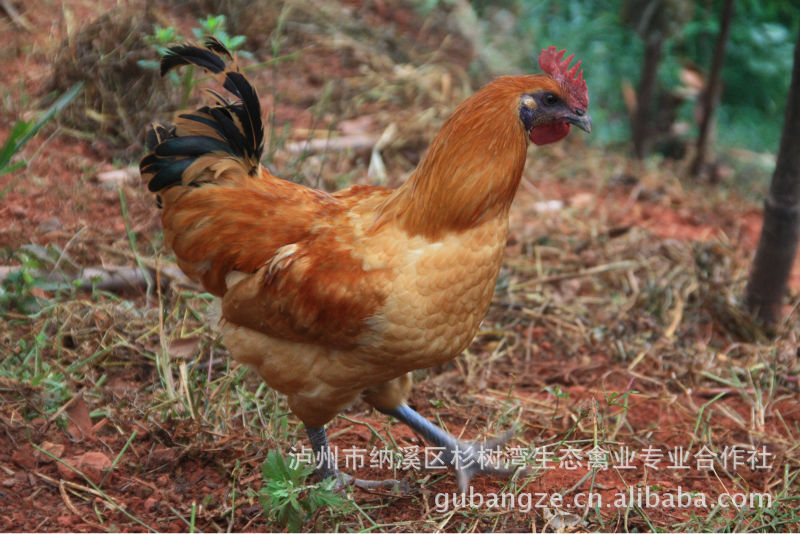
[142,39,590,491]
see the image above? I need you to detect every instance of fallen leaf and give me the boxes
[30,287,48,299]
[66,395,93,441]
[57,451,112,485]
[37,441,65,462]
[168,337,201,359]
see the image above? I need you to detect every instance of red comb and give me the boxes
[538,46,588,110]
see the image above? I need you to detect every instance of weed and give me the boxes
[0,249,63,316]
[0,83,83,196]
[252,450,353,532]
[137,15,251,109]
[1,321,70,418]
[192,15,252,60]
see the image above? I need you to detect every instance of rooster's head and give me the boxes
[518,46,592,145]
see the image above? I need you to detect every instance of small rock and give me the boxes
[8,204,27,217]
[144,496,158,512]
[95,167,140,188]
[338,115,376,135]
[570,192,595,209]
[150,446,178,465]
[533,200,565,213]
[56,515,78,527]
[37,217,63,233]
[11,444,36,470]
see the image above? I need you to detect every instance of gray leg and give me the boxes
[304,424,408,493]
[305,425,337,480]
[380,403,518,493]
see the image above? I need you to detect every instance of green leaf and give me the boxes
[0,120,33,169]
[227,35,246,50]
[137,59,161,70]
[0,82,83,176]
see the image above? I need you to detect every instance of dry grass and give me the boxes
[4,149,798,531]
[47,6,171,157]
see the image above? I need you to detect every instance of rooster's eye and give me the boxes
[543,93,559,106]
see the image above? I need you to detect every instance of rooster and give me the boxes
[141,38,591,492]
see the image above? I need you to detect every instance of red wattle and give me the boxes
[530,122,570,145]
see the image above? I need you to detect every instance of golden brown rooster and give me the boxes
[141,38,591,492]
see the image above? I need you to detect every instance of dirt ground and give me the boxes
[1,0,799,532]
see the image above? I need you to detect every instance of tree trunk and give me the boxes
[632,32,664,159]
[690,0,735,177]
[745,26,800,325]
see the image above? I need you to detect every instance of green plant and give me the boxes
[0,250,57,316]
[0,83,83,195]
[138,15,252,108]
[136,24,180,72]
[252,450,352,531]
[192,15,252,59]
[0,313,71,418]
[138,24,195,108]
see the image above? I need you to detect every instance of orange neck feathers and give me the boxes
[377,75,549,239]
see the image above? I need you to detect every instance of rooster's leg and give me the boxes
[380,403,519,493]
[304,425,407,493]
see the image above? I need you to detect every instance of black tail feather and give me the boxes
[207,107,250,156]
[146,158,195,193]
[205,88,231,107]
[203,36,233,60]
[160,45,226,77]
[224,71,263,157]
[145,123,175,151]
[155,135,237,158]
[141,39,264,196]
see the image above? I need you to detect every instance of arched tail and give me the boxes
[140,37,264,195]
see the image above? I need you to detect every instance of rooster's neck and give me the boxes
[377,91,529,240]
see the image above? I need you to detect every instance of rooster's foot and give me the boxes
[382,403,522,493]
[305,424,410,494]
[333,470,410,494]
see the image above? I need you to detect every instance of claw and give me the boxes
[308,408,524,495]
[306,425,410,494]
[339,473,411,494]
[382,404,522,493]
[314,467,410,494]
[446,430,520,493]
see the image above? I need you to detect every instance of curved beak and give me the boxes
[566,112,592,134]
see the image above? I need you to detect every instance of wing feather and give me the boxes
[159,175,392,348]
[221,236,390,350]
